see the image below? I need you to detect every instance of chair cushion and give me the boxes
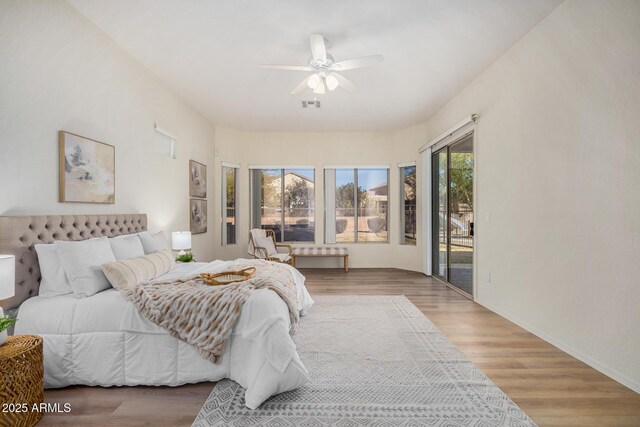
[255,236,277,257]
[291,246,349,256]
[270,253,291,263]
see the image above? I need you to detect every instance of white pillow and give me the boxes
[138,231,170,254]
[255,236,277,257]
[35,244,73,297]
[54,237,117,298]
[102,250,176,292]
[109,234,145,260]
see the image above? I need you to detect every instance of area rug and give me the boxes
[193,295,536,426]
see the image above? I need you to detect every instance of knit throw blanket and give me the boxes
[122,260,299,364]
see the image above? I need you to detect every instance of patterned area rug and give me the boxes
[193,295,536,426]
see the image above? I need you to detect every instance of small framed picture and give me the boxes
[190,199,207,234]
[59,131,115,204]
[189,160,207,198]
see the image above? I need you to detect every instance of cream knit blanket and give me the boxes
[122,260,299,364]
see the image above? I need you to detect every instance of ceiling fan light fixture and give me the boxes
[325,74,339,91]
[313,79,326,95]
[307,74,321,89]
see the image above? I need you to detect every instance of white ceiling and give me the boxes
[68,0,561,132]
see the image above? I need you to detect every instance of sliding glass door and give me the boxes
[431,133,474,297]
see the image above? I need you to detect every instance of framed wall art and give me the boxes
[59,131,115,204]
[190,198,207,234]
[189,160,207,198]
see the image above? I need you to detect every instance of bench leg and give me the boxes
[344,255,349,272]
[292,256,296,268]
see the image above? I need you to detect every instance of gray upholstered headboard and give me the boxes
[0,214,147,310]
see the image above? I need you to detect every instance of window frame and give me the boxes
[153,123,176,159]
[249,167,316,243]
[399,162,417,246]
[221,162,239,246]
[325,167,390,244]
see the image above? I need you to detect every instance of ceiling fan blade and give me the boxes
[331,55,383,71]
[330,73,357,91]
[261,64,313,71]
[291,75,312,94]
[313,78,326,95]
[309,34,327,63]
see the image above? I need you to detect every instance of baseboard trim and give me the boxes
[476,298,640,394]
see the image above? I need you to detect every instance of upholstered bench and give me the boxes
[291,247,349,272]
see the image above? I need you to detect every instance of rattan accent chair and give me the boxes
[248,229,293,265]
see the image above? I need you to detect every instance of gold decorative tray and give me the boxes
[200,267,256,286]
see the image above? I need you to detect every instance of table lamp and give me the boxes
[171,231,192,256]
[0,255,15,345]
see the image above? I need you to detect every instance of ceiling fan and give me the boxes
[260,34,383,95]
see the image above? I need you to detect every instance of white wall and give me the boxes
[0,0,216,260]
[213,127,423,270]
[396,0,640,391]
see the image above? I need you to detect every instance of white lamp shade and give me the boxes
[0,255,15,301]
[307,74,321,89]
[325,74,339,91]
[172,231,192,251]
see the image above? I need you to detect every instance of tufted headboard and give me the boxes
[0,214,147,310]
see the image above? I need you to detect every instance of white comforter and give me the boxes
[15,260,314,409]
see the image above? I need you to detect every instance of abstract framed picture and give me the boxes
[190,198,208,234]
[59,131,115,204]
[189,160,207,198]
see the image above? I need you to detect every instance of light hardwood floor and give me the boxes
[40,269,640,426]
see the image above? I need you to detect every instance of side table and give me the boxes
[0,335,44,427]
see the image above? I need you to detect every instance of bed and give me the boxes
[0,214,314,409]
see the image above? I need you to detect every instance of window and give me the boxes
[153,124,176,159]
[250,168,315,242]
[399,164,417,245]
[325,167,389,243]
[222,164,239,245]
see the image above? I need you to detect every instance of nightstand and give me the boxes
[0,335,44,427]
